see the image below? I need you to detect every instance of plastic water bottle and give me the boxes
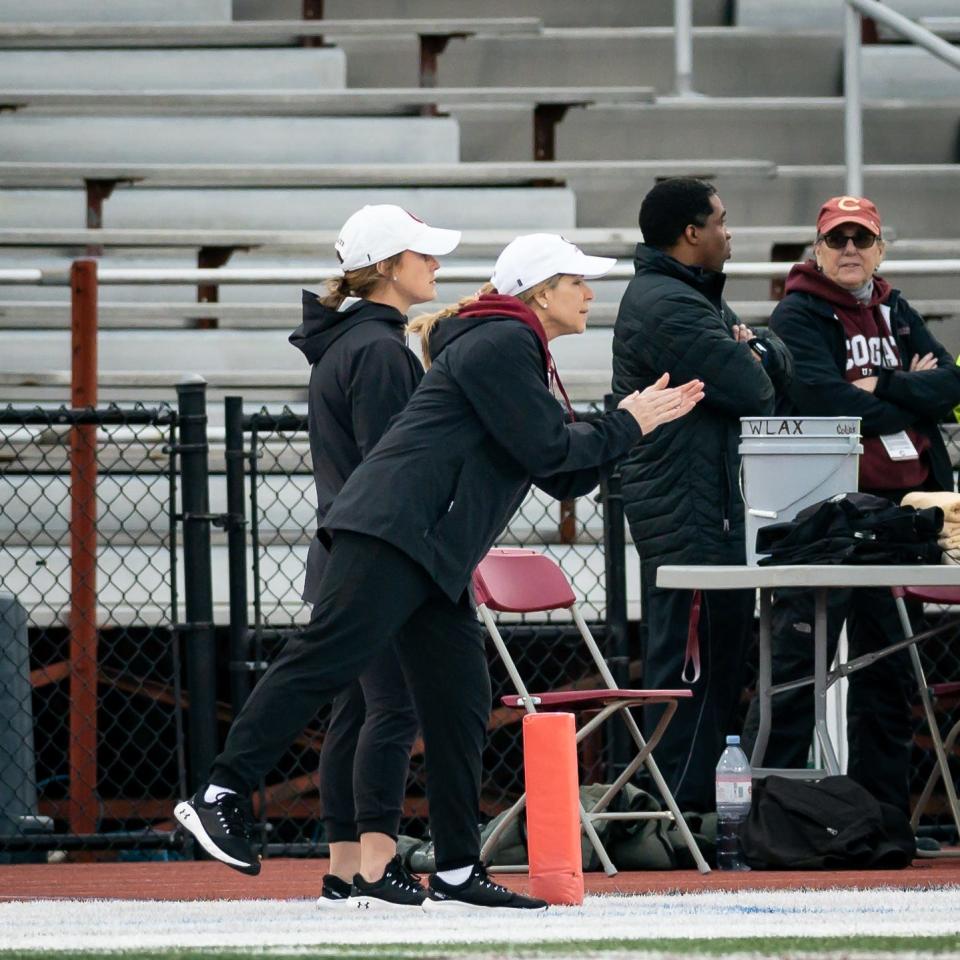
[715,734,752,871]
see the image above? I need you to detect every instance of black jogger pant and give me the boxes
[641,577,754,812]
[742,585,916,814]
[316,634,418,843]
[211,531,491,870]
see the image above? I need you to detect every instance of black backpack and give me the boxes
[739,775,916,870]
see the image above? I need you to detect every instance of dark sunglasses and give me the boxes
[819,229,879,250]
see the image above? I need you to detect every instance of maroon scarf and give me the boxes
[458,293,575,417]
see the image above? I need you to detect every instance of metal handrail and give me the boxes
[674,0,695,97]
[844,0,960,195]
[2,260,960,286]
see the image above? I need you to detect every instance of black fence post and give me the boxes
[601,393,631,777]
[176,377,218,792]
[224,396,252,717]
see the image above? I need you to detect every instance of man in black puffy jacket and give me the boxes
[612,178,792,811]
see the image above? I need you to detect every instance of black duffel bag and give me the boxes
[739,775,916,870]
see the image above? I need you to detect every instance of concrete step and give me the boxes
[0,115,458,164]
[0,0,231,21]
[0,327,615,382]
[0,367,611,405]
[238,0,729,28]
[0,48,346,91]
[862,47,960,100]
[0,186,576,231]
[338,28,843,96]
[736,0,960,35]
[551,99,960,166]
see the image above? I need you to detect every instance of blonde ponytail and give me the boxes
[407,282,495,368]
[316,254,402,309]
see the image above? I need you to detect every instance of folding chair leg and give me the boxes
[896,598,960,842]
[480,794,526,867]
[620,703,711,874]
[579,801,617,876]
[912,719,960,838]
[583,701,676,816]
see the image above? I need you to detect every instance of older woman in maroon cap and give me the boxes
[742,195,960,819]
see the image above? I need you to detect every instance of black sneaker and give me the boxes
[316,873,352,909]
[423,863,548,912]
[349,855,428,910]
[174,788,260,876]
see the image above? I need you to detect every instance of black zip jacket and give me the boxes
[770,270,960,492]
[289,290,423,601]
[323,302,643,602]
[611,244,791,569]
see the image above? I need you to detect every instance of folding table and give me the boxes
[656,565,960,778]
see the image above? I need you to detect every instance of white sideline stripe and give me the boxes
[172,802,253,872]
[1,888,958,950]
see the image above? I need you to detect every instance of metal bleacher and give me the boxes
[1,0,960,628]
[1,0,959,396]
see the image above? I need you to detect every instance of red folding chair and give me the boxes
[892,585,960,852]
[473,548,710,875]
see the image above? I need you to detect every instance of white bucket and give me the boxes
[739,416,862,564]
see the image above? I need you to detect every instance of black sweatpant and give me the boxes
[211,531,491,870]
[316,638,418,842]
[641,577,754,812]
[742,585,916,814]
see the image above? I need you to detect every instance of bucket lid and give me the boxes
[740,416,860,439]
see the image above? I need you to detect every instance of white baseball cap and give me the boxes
[491,234,617,297]
[335,205,461,271]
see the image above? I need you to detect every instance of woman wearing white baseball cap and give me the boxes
[177,232,703,913]
[293,205,459,906]
[177,205,460,910]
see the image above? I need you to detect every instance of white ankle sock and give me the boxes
[203,783,236,804]
[436,865,472,886]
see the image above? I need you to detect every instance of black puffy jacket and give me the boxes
[325,297,642,602]
[289,291,423,601]
[611,245,791,571]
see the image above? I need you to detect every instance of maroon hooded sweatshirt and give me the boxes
[458,293,575,417]
[784,262,929,490]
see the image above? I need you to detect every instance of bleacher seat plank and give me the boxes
[2,298,955,333]
[0,18,543,48]
[0,86,654,114]
[0,224,816,255]
[0,159,776,188]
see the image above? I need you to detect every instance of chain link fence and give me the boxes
[0,404,185,861]
[1,393,958,861]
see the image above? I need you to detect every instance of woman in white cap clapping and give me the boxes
[177,233,703,912]
[180,204,460,908]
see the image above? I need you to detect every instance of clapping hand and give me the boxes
[618,373,705,435]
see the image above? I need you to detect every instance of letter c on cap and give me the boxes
[837,196,861,211]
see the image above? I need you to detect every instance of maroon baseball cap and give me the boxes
[816,196,882,237]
